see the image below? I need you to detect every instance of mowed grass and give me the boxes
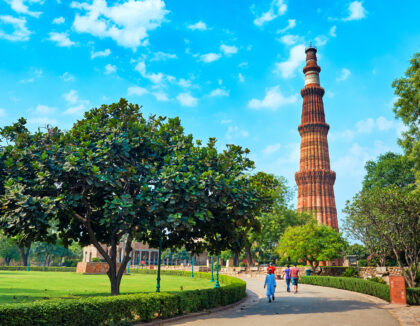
[0,271,214,304]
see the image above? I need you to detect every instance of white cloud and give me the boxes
[63,89,89,115]
[220,119,232,124]
[279,34,298,45]
[329,25,337,37]
[336,68,351,81]
[20,77,34,84]
[0,15,31,41]
[177,92,198,107]
[150,51,177,61]
[343,1,367,21]
[356,118,375,133]
[71,0,169,50]
[238,73,245,83]
[64,90,79,104]
[0,108,6,117]
[277,19,296,33]
[248,85,297,110]
[135,61,164,84]
[36,104,56,114]
[63,104,86,115]
[52,16,65,24]
[152,91,169,101]
[104,63,116,74]
[187,21,207,31]
[6,0,42,18]
[91,48,111,59]
[220,44,238,55]
[330,116,398,141]
[62,72,75,82]
[274,44,306,78]
[128,86,148,96]
[209,88,229,97]
[314,35,328,46]
[49,32,75,47]
[376,116,395,131]
[253,0,287,26]
[226,126,249,139]
[20,68,43,83]
[263,143,281,155]
[176,78,191,88]
[28,117,58,125]
[134,60,191,88]
[200,53,221,63]
[333,141,389,178]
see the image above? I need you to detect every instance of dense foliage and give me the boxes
[392,52,419,188]
[300,275,390,302]
[0,271,246,325]
[344,186,419,288]
[277,221,346,270]
[0,99,271,295]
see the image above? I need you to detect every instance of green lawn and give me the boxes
[0,271,213,304]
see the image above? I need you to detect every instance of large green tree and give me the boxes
[344,186,419,287]
[392,52,419,188]
[362,152,415,190]
[277,221,346,270]
[0,233,20,266]
[1,99,266,295]
[0,119,59,266]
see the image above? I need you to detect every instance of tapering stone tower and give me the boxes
[295,45,338,230]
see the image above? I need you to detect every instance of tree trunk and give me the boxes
[5,257,11,266]
[233,253,239,267]
[245,246,253,267]
[19,245,30,266]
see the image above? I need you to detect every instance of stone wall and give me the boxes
[76,262,126,274]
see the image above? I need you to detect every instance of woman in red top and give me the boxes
[266,263,276,274]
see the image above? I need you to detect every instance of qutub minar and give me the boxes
[295,44,339,231]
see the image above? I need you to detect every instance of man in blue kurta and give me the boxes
[264,268,276,302]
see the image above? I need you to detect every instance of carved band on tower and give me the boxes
[295,45,338,230]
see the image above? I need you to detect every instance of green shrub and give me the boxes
[342,267,359,278]
[357,259,367,267]
[91,257,101,262]
[238,262,246,267]
[0,266,76,272]
[407,288,420,305]
[300,276,390,301]
[367,277,386,284]
[0,270,246,325]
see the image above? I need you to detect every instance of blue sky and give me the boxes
[0,0,419,227]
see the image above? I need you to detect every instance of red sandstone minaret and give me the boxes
[295,45,338,230]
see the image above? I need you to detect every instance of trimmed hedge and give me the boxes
[0,266,76,272]
[0,270,246,326]
[300,276,390,302]
[407,288,420,305]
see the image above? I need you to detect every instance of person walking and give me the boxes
[264,268,276,303]
[283,264,291,292]
[266,262,276,274]
[290,263,299,293]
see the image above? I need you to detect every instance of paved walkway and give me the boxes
[167,278,400,326]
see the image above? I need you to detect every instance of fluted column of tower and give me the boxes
[295,45,338,230]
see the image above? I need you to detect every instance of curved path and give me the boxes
[167,278,398,326]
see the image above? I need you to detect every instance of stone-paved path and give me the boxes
[166,278,400,326]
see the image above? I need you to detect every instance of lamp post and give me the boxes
[191,255,194,278]
[214,255,220,288]
[210,256,214,282]
[156,236,162,292]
